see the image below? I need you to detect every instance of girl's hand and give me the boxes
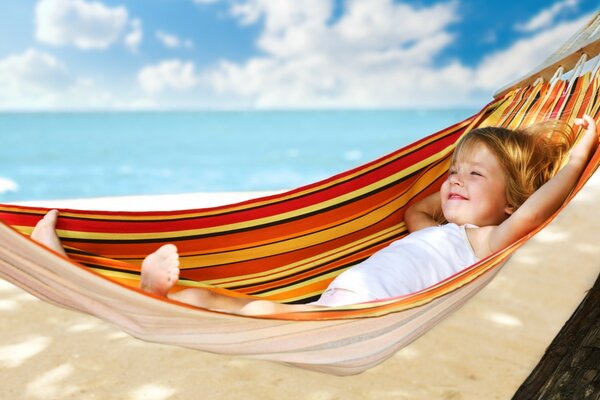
[487,114,598,254]
[571,115,599,165]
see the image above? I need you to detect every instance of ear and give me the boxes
[504,205,515,215]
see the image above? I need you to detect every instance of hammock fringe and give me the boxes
[495,10,600,98]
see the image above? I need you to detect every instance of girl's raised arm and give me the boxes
[405,192,442,232]
[489,115,599,253]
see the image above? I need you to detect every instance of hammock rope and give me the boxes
[1,17,600,375]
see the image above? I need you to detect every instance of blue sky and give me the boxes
[0,0,597,110]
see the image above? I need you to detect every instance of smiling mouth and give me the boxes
[448,193,468,200]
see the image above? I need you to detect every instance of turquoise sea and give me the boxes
[0,110,476,202]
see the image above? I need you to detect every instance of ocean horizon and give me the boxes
[0,109,477,202]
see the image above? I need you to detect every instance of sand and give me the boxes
[1,175,598,400]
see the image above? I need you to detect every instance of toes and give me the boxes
[165,252,179,266]
[168,269,180,285]
[165,263,180,284]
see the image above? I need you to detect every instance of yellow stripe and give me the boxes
[208,224,406,288]
[110,160,449,289]
[118,161,450,269]
[51,148,454,241]
[206,157,449,287]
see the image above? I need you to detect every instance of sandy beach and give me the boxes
[1,173,598,400]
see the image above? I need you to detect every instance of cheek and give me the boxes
[440,181,449,205]
[490,182,509,205]
[440,179,449,196]
[481,185,509,214]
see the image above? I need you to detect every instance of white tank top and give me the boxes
[327,223,479,300]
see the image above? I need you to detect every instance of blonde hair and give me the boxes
[452,120,576,211]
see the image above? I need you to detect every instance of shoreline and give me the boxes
[1,173,599,399]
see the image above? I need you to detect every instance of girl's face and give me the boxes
[441,142,514,227]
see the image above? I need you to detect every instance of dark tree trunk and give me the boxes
[512,272,600,400]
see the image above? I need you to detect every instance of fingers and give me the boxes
[574,114,593,124]
[574,114,597,135]
[574,116,588,127]
[584,115,597,134]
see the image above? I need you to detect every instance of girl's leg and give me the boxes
[139,249,260,312]
[141,250,323,314]
[168,288,315,315]
[31,210,321,315]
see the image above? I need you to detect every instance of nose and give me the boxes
[449,172,463,186]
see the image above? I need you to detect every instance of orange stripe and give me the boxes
[1,72,598,322]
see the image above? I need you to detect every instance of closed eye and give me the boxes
[470,171,483,177]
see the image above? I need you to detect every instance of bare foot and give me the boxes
[31,209,67,256]
[140,244,180,297]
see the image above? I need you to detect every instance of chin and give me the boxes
[444,216,464,225]
[445,213,479,226]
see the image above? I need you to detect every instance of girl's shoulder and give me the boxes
[464,225,497,259]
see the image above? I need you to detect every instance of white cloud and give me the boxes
[200,0,590,109]
[138,60,199,94]
[515,0,579,33]
[125,18,143,53]
[0,49,124,110]
[334,0,458,53]
[0,49,69,107]
[475,14,589,91]
[228,0,457,59]
[156,31,193,49]
[1,0,591,110]
[204,0,470,108]
[66,77,118,108]
[0,49,67,83]
[35,0,132,50]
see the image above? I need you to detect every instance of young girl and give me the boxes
[31,115,599,315]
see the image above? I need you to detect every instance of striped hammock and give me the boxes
[0,69,599,375]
